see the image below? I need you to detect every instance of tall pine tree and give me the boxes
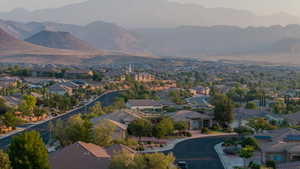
[8,131,50,169]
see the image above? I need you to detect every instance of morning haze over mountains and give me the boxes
[2,0,300,64]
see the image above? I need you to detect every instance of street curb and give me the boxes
[142,133,236,153]
[214,142,227,169]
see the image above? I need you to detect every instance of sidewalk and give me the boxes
[214,142,244,169]
[142,132,236,153]
[0,128,26,139]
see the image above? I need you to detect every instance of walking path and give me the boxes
[214,142,244,169]
[142,132,236,153]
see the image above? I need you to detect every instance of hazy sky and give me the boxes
[0,0,87,12]
[173,0,300,16]
[1,0,300,16]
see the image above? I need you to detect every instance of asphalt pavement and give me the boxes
[164,136,226,169]
[0,91,121,149]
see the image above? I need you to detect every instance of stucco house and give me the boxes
[255,128,300,163]
[171,110,213,130]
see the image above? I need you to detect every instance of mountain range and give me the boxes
[0,27,156,65]
[3,18,300,64]
[0,0,300,28]
[25,30,95,51]
[4,19,300,57]
[0,20,141,53]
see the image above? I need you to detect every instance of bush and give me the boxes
[174,121,188,131]
[246,102,257,109]
[186,132,192,137]
[240,137,259,150]
[223,137,239,146]
[223,146,240,155]
[266,160,276,169]
[201,127,209,134]
[212,124,222,131]
[248,161,260,169]
[136,145,145,151]
[234,126,254,136]
[163,106,177,112]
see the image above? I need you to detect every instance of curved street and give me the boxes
[164,136,226,169]
[0,91,121,149]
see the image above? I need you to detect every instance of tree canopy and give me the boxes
[109,151,177,169]
[0,150,12,169]
[213,94,234,126]
[8,131,49,169]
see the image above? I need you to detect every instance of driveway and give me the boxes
[164,136,226,169]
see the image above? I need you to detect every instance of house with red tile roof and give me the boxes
[49,141,135,169]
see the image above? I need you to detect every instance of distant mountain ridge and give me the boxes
[0,0,300,28]
[3,19,300,58]
[0,19,141,53]
[25,30,95,51]
[0,27,158,65]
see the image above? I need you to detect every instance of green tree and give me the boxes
[109,152,177,169]
[213,94,235,126]
[0,150,12,169]
[245,102,257,110]
[174,121,188,131]
[239,145,254,168]
[1,112,22,129]
[108,151,135,169]
[240,137,259,150]
[84,102,106,119]
[135,153,177,169]
[248,118,277,132]
[90,102,104,115]
[53,115,93,146]
[0,98,10,114]
[127,119,152,137]
[8,131,49,169]
[93,120,116,147]
[272,100,286,114]
[19,95,37,116]
[153,117,174,138]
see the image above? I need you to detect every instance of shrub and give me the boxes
[186,132,192,137]
[223,146,240,155]
[240,137,259,150]
[234,126,254,136]
[223,137,239,146]
[201,127,209,134]
[212,124,222,131]
[266,160,276,169]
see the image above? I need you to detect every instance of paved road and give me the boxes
[164,136,226,169]
[0,91,121,149]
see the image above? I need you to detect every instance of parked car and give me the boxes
[176,161,188,169]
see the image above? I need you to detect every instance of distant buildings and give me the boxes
[133,72,155,82]
[189,86,210,96]
[48,84,73,95]
[126,99,163,110]
[64,69,93,79]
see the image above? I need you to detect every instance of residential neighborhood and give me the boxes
[3,0,300,168]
